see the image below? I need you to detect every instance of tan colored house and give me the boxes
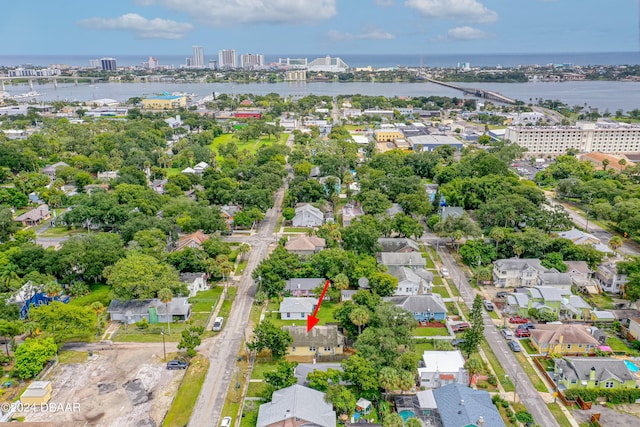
[285,235,326,256]
[175,230,209,251]
[14,204,51,226]
[21,381,52,405]
[283,325,345,357]
[530,324,599,356]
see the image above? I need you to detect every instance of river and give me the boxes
[2,80,639,113]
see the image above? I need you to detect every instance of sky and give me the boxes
[1,0,638,57]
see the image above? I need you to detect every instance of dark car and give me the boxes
[167,360,188,370]
[496,291,509,298]
[508,340,522,352]
[452,338,466,347]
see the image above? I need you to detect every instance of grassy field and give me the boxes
[413,341,437,353]
[430,285,450,299]
[235,260,248,275]
[480,340,515,392]
[412,327,449,337]
[162,355,209,427]
[514,352,549,392]
[38,227,85,238]
[520,338,537,355]
[57,350,88,364]
[606,335,639,356]
[547,403,574,427]
[209,133,288,161]
[245,381,269,398]
[283,227,311,233]
[69,283,112,307]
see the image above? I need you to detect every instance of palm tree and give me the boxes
[0,264,20,292]
[90,302,105,337]
[378,367,400,394]
[237,243,250,262]
[349,306,370,335]
[464,356,484,386]
[513,244,525,258]
[158,288,173,335]
[44,282,62,300]
[609,236,623,255]
[489,227,506,253]
[398,370,415,394]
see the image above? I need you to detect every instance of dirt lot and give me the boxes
[572,404,640,426]
[20,342,184,426]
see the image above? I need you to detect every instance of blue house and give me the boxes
[384,295,447,321]
[433,383,506,427]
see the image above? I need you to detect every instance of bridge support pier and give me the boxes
[74,78,78,86]
[29,79,34,90]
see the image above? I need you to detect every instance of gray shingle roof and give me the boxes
[433,383,506,427]
[257,385,336,427]
[279,297,316,314]
[294,363,343,385]
[556,357,636,384]
[285,278,325,293]
[494,258,547,273]
[384,295,447,314]
[377,238,420,253]
[282,325,345,348]
[379,252,426,267]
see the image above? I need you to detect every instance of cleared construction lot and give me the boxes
[20,342,183,426]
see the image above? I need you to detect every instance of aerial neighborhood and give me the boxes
[3,74,640,427]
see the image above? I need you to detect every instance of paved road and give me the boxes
[189,135,292,427]
[426,234,561,427]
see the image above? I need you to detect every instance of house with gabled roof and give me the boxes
[174,230,209,251]
[256,384,336,427]
[14,204,50,226]
[179,272,208,297]
[377,237,420,253]
[41,162,69,180]
[379,252,426,268]
[433,383,506,427]
[279,297,316,320]
[292,203,324,228]
[387,266,432,295]
[492,258,548,288]
[285,235,326,256]
[283,325,346,357]
[530,324,599,356]
[220,204,241,229]
[193,162,209,175]
[284,278,325,297]
[554,357,637,390]
[107,297,191,324]
[384,294,447,321]
[341,202,364,227]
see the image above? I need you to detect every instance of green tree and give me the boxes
[14,337,57,379]
[368,272,398,297]
[349,306,371,335]
[30,302,96,343]
[341,216,382,255]
[264,361,298,390]
[325,385,357,418]
[158,288,173,335]
[89,302,105,337]
[247,320,292,360]
[237,243,250,261]
[398,369,415,394]
[459,295,484,358]
[178,326,203,357]
[307,368,343,392]
[0,206,19,242]
[341,354,380,398]
[0,319,23,356]
[382,412,404,427]
[406,418,422,427]
[378,366,400,393]
[464,356,484,386]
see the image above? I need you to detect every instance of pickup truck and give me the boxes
[515,328,530,338]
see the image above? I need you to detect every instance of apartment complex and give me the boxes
[100,58,117,71]
[504,122,640,154]
[192,46,205,68]
[240,53,265,69]
[218,49,237,69]
[141,95,187,110]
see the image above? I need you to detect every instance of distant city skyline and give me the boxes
[2,1,638,56]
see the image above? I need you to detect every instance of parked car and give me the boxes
[166,360,188,370]
[509,316,529,324]
[496,291,509,298]
[523,322,536,329]
[515,328,530,338]
[213,316,224,331]
[441,268,449,277]
[508,340,522,352]
[501,328,514,340]
[452,338,466,347]
[451,322,471,332]
[483,300,494,311]
[220,417,232,427]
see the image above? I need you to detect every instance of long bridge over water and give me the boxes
[0,75,104,91]
[424,77,518,104]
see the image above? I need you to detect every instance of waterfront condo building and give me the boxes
[240,53,265,70]
[192,46,205,68]
[100,58,117,71]
[504,121,640,154]
[218,49,237,69]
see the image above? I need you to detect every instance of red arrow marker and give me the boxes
[307,279,330,332]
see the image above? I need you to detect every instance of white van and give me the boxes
[220,416,232,427]
[501,328,514,340]
[213,317,224,331]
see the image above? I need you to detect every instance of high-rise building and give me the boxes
[185,58,192,68]
[89,59,100,68]
[240,53,265,70]
[218,49,237,69]
[100,58,117,71]
[192,46,205,68]
[148,56,159,70]
[208,60,217,70]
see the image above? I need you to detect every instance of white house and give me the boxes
[292,204,324,228]
[418,350,467,389]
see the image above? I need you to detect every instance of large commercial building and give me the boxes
[504,121,640,154]
[240,53,265,70]
[141,95,187,110]
[100,58,117,71]
[218,49,237,69]
[307,56,349,73]
[192,46,205,68]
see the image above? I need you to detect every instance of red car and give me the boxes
[515,328,530,338]
[452,322,471,332]
[509,316,529,324]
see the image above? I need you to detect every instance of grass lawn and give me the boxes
[217,286,238,320]
[57,350,88,364]
[240,404,260,427]
[38,227,85,238]
[220,357,251,426]
[412,327,449,337]
[514,352,549,392]
[190,287,223,312]
[432,276,444,286]
[265,301,338,328]
[422,253,435,269]
[487,310,500,320]
[606,335,639,356]
[283,227,311,233]
[480,340,514,392]
[431,285,450,299]
[209,133,287,161]
[165,168,181,177]
[250,361,279,380]
[69,283,112,307]
[246,381,268,398]
[236,260,248,275]
[414,341,436,353]
[446,280,461,297]
[162,355,209,427]
[519,339,537,355]
[547,403,573,427]
[586,293,615,310]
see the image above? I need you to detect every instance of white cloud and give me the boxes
[327,27,395,41]
[405,0,498,24]
[437,26,493,41]
[79,13,193,39]
[137,0,337,26]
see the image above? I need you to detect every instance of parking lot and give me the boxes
[20,342,183,426]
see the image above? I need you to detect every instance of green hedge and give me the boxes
[565,388,640,404]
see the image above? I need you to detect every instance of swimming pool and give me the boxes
[624,360,639,373]
[399,410,416,421]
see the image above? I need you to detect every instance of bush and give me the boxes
[516,411,534,424]
[135,318,149,330]
[488,374,497,386]
[67,281,90,297]
[565,388,640,404]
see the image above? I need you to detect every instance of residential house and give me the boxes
[554,357,637,390]
[379,252,426,269]
[441,206,464,220]
[612,310,640,330]
[558,228,612,254]
[193,162,209,175]
[504,287,591,320]
[285,278,325,297]
[342,203,364,227]
[279,297,316,320]
[529,324,599,356]
[220,205,242,229]
[285,235,326,256]
[14,204,50,226]
[340,290,358,302]
[165,115,182,129]
[384,294,447,321]
[385,203,404,218]
[179,272,208,297]
[107,297,192,324]
[432,383,506,427]
[41,162,69,180]
[294,363,343,386]
[256,385,336,427]
[292,204,324,228]
[97,171,119,181]
[538,272,573,292]
[395,392,439,427]
[181,167,196,174]
[590,310,616,323]
[563,295,593,320]
[565,261,600,294]
[283,325,346,357]
[492,258,548,288]
[627,318,640,340]
[387,266,433,296]
[417,351,467,389]
[377,237,420,253]
[596,263,627,294]
[175,230,209,251]
[151,179,168,194]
